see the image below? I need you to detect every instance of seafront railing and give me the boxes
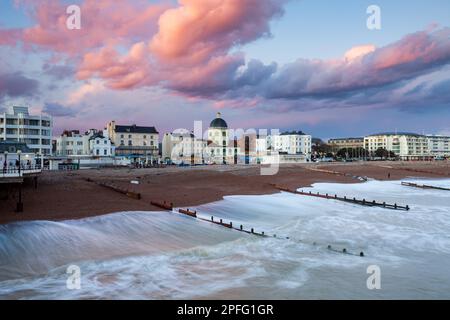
[0,166,42,179]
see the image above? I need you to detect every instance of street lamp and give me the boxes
[17,150,22,175]
[3,151,8,173]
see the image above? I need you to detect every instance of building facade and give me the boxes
[364,132,431,160]
[56,130,87,156]
[89,131,114,157]
[328,137,364,153]
[107,121,159,163]
[162,131,207,164]
[56,129,114,157]
[0,106,52,155]
[271,131,312,158]
[207,113,237,164]
[427,135,450,158]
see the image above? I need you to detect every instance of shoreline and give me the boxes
[1,162,449,225]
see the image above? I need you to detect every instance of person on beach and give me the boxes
[388,172,391,179]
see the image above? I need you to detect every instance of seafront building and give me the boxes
[426,135,450,157]
[328,137,364,153]
[364,132,431,160]
[206,112,238,164]
[162,131,207,164]
[271,131,312,157]
[107,121,159,164]
[56,129,114,157]
[0,106,52,155]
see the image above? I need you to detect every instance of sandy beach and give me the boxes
[1,161,449,225]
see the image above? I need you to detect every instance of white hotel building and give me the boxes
[0,106,52,155]
[427,135,450,157]
[271,131,312,157]
[56,129,114,157]
[162,131,207,164]
[364,132,431,160]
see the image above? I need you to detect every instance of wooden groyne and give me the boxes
[167,204,365,257]
[273,184,410,211]
[151,200,173,211]
[401,182,450,191]
[85,178,141,200]
[306,167,368,182]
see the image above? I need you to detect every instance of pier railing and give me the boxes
[0,166,42,179]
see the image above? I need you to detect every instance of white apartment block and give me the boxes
[0,106,52,155]
[271,131,312,158]
[427,135,450,157]
[56,129,114,157]
[364,132,431,160]
[56,130,89,156]
[89,130,114,157]
[162,131,207,164]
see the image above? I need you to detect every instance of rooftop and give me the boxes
[0,141,33,154]
[367,132,425,137]
[280,131,308,136]
[115,124,159,134]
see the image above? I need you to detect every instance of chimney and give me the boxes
[216,112,221,118]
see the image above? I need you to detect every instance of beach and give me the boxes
[1,161,449,225]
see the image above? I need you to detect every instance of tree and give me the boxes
[312,138,332,157]
[336,147,369,159]
[374,148,396,159]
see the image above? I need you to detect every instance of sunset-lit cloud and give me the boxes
[0,0,449,137]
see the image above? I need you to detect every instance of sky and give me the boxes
[0,0,449,140]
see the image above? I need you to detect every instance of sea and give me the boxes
[0,178,449,299]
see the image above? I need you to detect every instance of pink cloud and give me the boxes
[2,0,450,114]
[150,0,285,64]
[17,0,169,54]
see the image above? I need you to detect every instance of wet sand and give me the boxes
[0,161,448,225]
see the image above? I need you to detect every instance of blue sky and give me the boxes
[242,0,450,63]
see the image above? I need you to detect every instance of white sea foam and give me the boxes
[0,179,449,299]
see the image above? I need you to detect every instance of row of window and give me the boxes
[120,140,154,146]
[119,134,156,139]
[0,118,51,127]
[1,128,51,136]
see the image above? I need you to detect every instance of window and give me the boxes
[120,140,124,146]
[120,134,124,139]
[128,135,132,139]
[96,149,100,155]
[104,149,107,156]
[96,140,100,144]
[104,140,107,144]
[128,140,132,146]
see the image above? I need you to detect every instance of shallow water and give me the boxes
[0,179,449,299]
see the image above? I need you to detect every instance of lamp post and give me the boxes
[17,150,22,175]
[16,150,23,213]
[3,151,8,174]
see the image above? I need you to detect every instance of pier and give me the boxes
[1,167,42,212]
